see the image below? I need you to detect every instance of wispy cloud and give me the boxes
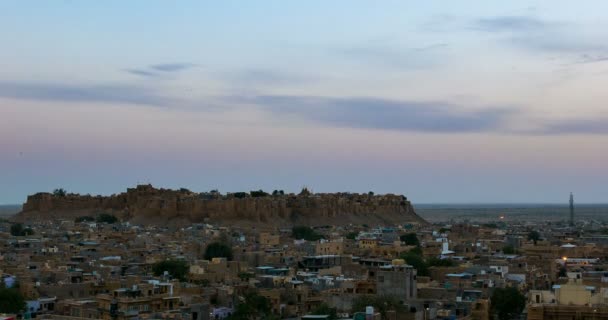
[125,69,160,77]
[337,41,448,69]
[125,62,197,78]
[538,119,608,135]
[2,80,606,136]
[573,54,608,64]
[0,81,173,107]
[150,63,197,72]
[236,95,513,133]
[226,69,316,86]
[475,16,547,32]
[413,43,449,51]
[473,15,608,55]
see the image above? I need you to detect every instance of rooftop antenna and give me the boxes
[569,192,574,227]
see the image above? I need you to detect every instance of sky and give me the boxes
[1,1,608,204]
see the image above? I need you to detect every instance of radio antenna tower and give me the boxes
[569,192,574,227]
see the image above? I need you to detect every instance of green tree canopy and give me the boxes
[96,213,118,224]
[228,292,274,320]
[346,232,359,240]
[272,190,285,196]
[400,251,429,276]
[10,223,34,237]
[292,226,323,241]
[408,245,423,256]
[52,188,67,197]
[0,287,26,313]
[299,187,311,196]
[204,242,234,261]
[528,230,541,244]
[503,245,516,254]
[152,259,189,281]
[427,257,456,267]
[490,287,526,320]
[311,303,338,320]
[233,192,248,199]
[250,190,269,197]
[400,233,420,246]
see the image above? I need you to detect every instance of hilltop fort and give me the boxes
[15,184,428,227]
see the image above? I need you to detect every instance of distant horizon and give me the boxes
[4,202,608,206]
[0,198,608,208]
[0,183,603,206]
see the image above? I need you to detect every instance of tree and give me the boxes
[238,272,254,282]
[490,287,525,320]
[503,245,516,254]
[10,223,33,236]
[228,292,274,320]
[152,260,189,281]
[299,187,312,196]
[292,226,323,241]
[0,287,26,313]
[204,242,233,261]
[400,251,428,276]
[250,190,269,197]
[233,192,248,199]
[311,303,338,320]
[96,213,118,224]
[400,233,420,246]
[528,230,541,245]
[346,232,358,240]
[10,223,23,236]
[408,245,423,256]
[427,257,456,267]
[53,188,67,197]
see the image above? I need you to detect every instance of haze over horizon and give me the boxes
[2,1,607,204]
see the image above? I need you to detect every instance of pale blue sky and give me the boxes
[1,1,607,204]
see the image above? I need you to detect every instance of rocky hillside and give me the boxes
[15,185,428,227]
